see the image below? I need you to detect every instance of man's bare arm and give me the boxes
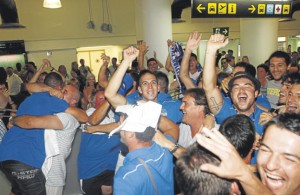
[137,41,148,72]
[153,131,185,158]
[203,34,228,114]
[104,47,139,108]
[65,107,88,123]
[158,116,179,142]
[98,54,110,88]
[12,115,63,130]
[179,32,202,90]
[85,122,120,134]
[88,101,110,125]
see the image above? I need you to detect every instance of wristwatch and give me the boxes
[170,142,180,154]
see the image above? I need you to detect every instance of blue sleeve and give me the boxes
[114,171,137,195]
[215,99,235,124]
[256,94,271,109]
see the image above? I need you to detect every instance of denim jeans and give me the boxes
[0,160,46,195]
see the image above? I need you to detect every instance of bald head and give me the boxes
[62,85,81,107]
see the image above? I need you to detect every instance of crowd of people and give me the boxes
[0,31,299,195]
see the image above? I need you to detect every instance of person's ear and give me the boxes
[230,181,241,195]
[126,132,135,140]
[70,99,77,107]
[138,86,142,94]
[254,90,259,98]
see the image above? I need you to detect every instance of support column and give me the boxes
[240,18,278,66]
[135,0,172,66]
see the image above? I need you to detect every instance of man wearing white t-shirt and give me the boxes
[178,88,210,148]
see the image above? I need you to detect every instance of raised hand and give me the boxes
[101,53,110,66]
[123,46,139,62]
[207,34,229,51]
[258,112,273,125]
[40,59,50,72]
[186,31,202,52]
[167,39,173,47]
[137,40,148,54]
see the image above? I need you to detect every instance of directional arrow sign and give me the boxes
[197,4,206,13]
[213,27,229,36]
[248,5,256,13]
[192,0,293,18]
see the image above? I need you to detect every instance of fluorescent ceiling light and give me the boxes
[43,0,62,9]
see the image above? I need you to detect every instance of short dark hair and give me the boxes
[217,72,230,87]
[235,62,256,77]
[16,63,22,71]
[0,81,8,89]
[175,143,232,195]
[28,61,36,69]
[282,72,300,85]
[135,126,156,142]
[190,53,198,61]
[263,113,300,139]
[219,114,255,158]
[137,70,157,87]
[268,51,291,66]
[146,58,157,66]
[257,64,269,74]
[155,71,169,93]
[44,72,64,89]
[184,88,209,115]
[226,55,235,62]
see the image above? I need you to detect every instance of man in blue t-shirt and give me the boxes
[0,72,86,195]
[201,33,266,164]
[109,101,174,195]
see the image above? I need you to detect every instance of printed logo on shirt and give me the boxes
[267,88,280,96]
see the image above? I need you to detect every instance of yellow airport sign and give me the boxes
[218,3,227,14]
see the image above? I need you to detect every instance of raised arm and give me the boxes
[98,54,110,88]
[153,51,164,69]
[28,60,48,84]
[165,40,174,73]
[137,41,148,72]
[179,32,202,89]
[196,128,272,195]
[104,47,139,108]
[203,34,228,115]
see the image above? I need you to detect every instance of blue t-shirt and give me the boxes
[216,98,264,135]
[114,142,174,195]
[0,92,69,168]
[215,98,265,164]
[78,133,123,179]
[126,92,183,124]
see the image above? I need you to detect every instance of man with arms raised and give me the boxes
[105,47,179,141]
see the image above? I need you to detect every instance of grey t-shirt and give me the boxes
[266,80,282,109]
